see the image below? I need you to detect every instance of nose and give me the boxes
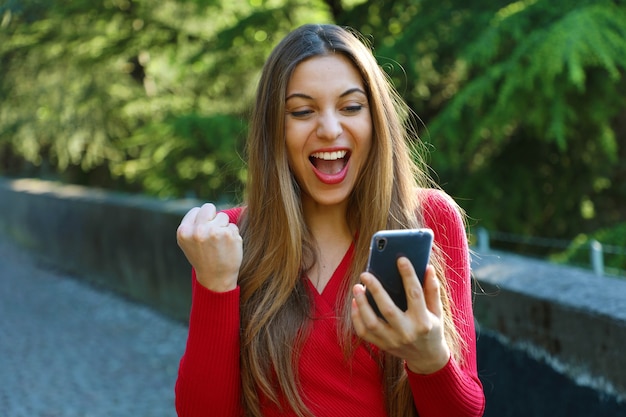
[316,111,342,140]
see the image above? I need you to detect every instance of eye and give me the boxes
[343,105,363,113]
[288,109,314,118]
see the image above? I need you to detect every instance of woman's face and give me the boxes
[284,54,373,210]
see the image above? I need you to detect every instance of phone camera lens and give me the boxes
[376,237,387,251]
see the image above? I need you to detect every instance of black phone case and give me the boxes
[365,228,434,318]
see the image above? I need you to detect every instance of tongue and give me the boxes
[313,158,345,175]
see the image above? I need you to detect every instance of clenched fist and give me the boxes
[176,203,243,292]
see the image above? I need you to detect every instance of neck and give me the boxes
[302,198,352,244]
[301,198,355,293]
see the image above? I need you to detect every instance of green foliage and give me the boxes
[335,0,504,120]
[112,113,247,201]
[1,0,626,251]
[0,0,332,201]
[331,0,626,243]
[551,223,626,276]
[430,1,626,153]
[426,1,626,239]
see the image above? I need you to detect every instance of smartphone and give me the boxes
[365,228,434,318]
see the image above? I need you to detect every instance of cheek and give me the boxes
[285,122,310,160]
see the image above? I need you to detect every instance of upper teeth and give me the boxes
[311,150,347,160]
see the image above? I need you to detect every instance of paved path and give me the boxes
[0,236,188,417]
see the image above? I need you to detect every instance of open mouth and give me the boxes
[309,150,350,175]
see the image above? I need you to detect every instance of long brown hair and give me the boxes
[238,24,463,417]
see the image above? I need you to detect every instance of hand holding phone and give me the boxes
[365,228,434,318]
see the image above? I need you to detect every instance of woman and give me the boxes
[175,23,485,417]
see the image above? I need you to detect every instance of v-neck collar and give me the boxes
[305,242,355,310]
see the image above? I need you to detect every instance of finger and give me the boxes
[350,284,368,335]
[177,207,200,240]
[181,207,200,225]
[194,203,217,225]
[351,281,387,344]
[397,257,430,319]
[423,265,444,319]
[359,272,396,324]
[213,211,231,227]
[193,212,232,244]
[226,222,241,236]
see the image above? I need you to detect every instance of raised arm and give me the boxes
[175,205,244,416]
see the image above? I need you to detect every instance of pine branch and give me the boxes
[430,2,626,152]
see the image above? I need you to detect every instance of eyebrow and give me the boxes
[285,87,367,102]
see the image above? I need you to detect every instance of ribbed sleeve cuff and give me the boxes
[407,358,485,417]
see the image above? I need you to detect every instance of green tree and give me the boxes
[2,0,626,255]
[332,0,626,247]
[427,2,626,239]
[0,0,331,200]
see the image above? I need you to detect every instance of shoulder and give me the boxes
[418,189,470,282]
[419,188,465,231]
[221,206,246,224]
[418,188,468,258]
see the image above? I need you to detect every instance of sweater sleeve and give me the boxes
[175,207,243,417]
[408,189,485,416]
[175,272,242,416]
[175,207,245,417]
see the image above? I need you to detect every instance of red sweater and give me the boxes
[175,189,485,416]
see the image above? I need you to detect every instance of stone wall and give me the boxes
[472,252,626,416]
[0,178,199,322]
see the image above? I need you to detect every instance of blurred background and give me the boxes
[1,0,625,268]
